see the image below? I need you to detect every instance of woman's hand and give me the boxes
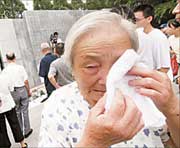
[128,66,178,116]
[77,90,144,147]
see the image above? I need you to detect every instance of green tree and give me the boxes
[0,0,26,19]
[33,0,176,25]
[33,0,53,10]
[53,0,69,10]
[154,0,176,24]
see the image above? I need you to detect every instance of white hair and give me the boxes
[64,11,139,68]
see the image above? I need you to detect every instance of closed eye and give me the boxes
[83,64,99,74]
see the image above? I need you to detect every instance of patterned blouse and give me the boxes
[39,82,168,148]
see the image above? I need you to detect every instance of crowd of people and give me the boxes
[0,1,179,148]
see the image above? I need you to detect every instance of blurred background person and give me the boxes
[48,42,74,89]
[0,71,28,148]
[172,0,180,22]
[133,4,173,80]
[3,52,32,138]
[168,19,180,68]
[39,42,57,102]
[50,32,63,52]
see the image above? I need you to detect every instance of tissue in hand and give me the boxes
[105,49,166,127]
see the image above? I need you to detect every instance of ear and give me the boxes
[147,16,153,23]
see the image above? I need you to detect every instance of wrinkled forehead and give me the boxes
[72,23,131,51]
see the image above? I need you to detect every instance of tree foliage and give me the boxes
[113,0,176,25]
[154,0,176,24]
[33,0,53,10]
[1,0,175,25]
[33,0,176,25]
[0,0,26,19]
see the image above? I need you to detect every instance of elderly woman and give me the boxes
[39,11,179,147]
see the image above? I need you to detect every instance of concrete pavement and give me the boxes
[8,97,44,147]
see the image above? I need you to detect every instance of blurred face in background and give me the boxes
[162,26,175,36]
[173,0,180,22]
[134,11,152,28]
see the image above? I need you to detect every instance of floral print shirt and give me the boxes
[39,82,166,148]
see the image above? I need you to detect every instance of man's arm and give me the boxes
[48,61,60,89]
[22,66,31,97]
[48,75,60,89]
[158,67,169,73]
[24,80,31,97]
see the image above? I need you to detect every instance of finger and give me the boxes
[120,95,140,126]
[130,118,144,138]
[124,109,142,134]
[128,66,164,82]
[91,94,106,116]
[107,89,126,119]
[128,77,164,94]
[135,87,162,103]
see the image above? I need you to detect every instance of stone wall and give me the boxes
[0,10,92,87]
[0,19,22,64]
[13,19,40,86]
[23,10,92,66]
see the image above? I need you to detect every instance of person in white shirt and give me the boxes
[110,5,173,81]
[168,20,180,65]
[0,72,27,148]
[2,52,33,138]
[134,4,172,75]
[172,0,180,87]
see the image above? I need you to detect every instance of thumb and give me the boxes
[91,94,106,116]
[108,89,126,119]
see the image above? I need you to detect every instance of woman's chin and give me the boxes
[86,92,105,107]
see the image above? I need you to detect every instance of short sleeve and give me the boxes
[152,32,171,70]
[48,62,57,77]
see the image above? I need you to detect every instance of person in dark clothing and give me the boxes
[0,52,4,71]
[39,42,57,102]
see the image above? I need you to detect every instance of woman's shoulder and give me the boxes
[52,82,79,98]
[43,82,81,110]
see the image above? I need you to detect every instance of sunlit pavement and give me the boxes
[8,96,45,147]
[8,83,179,147]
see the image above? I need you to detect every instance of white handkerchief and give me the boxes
[105,49,166,127]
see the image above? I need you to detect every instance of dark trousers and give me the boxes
[0,108,24,148]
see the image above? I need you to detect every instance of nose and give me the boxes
[97,68,109,85]
[172,3,180,14]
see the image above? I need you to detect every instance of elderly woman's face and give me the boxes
[72,25,132,107]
